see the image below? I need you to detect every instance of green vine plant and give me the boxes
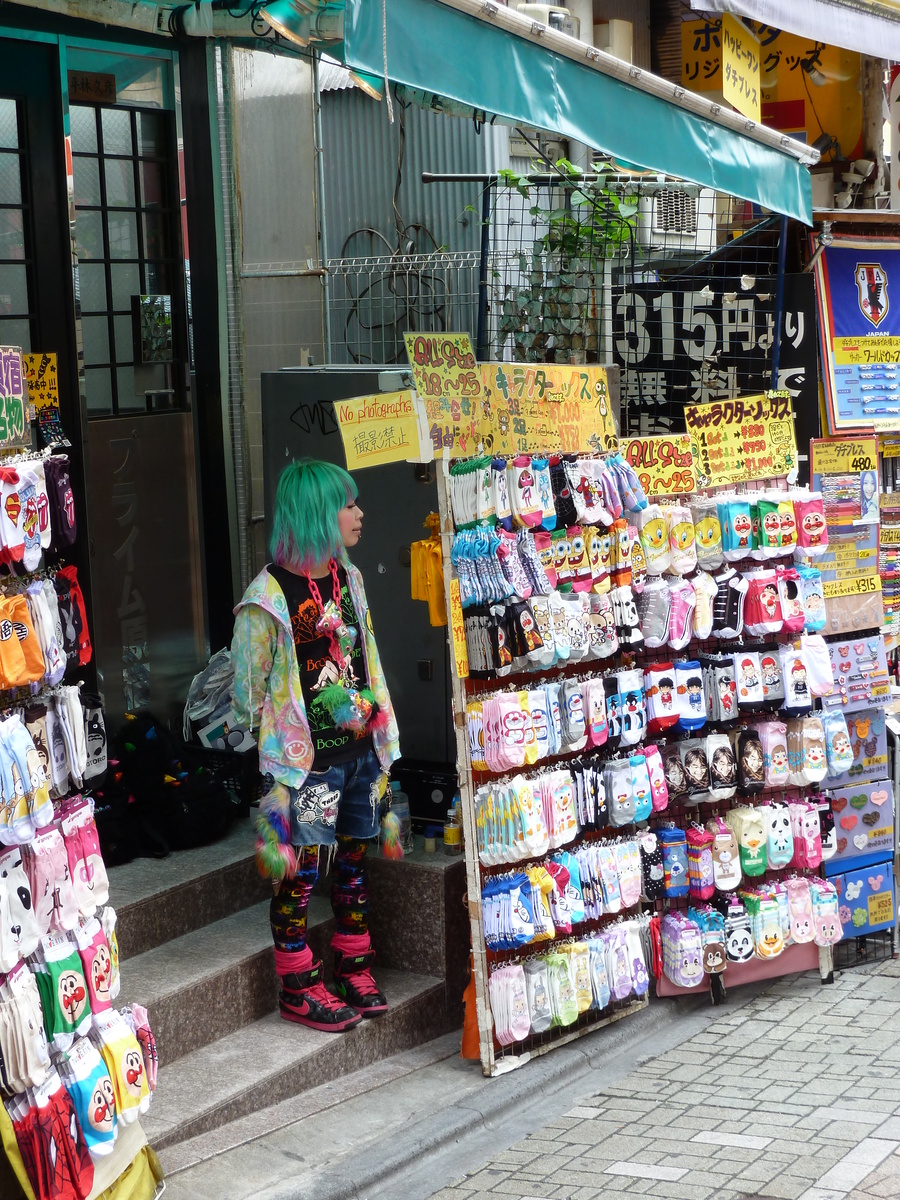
[494,158,641,363]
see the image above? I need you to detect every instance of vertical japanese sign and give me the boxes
[403,332,482,457]
[681,18,862,159]
[0,347,29,450]
[721,14,761,122]
[479,362,617,456]
[334,390,429,470]
[449,578,469,678]
[685,391,797,487]
[814,236,900,433]
[22,352,60,443]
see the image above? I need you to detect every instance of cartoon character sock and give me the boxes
[491,458,513,530]
[643,663,678,734]
[720,495,753,561]
[706,816,741,891]
[735,650,765,709]
[666,504,697,575]
[90,1008,150,1124]
[509,456,542,528]
[759,720,789,788]
[690,495,723,570]
[549,456,577,528]
[639,832,665,899]
[667,578,696,651]
[0,846,40,969]
[658,827,689,897]
[764,802,794,869]
[780,645,812,712]
[58,1035,118,1159]
[636,574,671,649]
[581,678,608,748]
[679,740,710,802]
[524,958,553,1034]
[706,733,737,800]
[800,632,833,697]
[617,668,645,748]
[588,591,617,659]
[34,932,93,1050]
[638,504,671,574]
[686,827,715,900]
[691,571,717,640]
[793,491,828,558]
[823,710,854,776]
[798,564,826,632]
[675,660,706,732]
[74,918,113,1015]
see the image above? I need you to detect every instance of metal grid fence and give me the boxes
[326,175,784,436]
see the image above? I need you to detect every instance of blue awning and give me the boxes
[342,0,814,224]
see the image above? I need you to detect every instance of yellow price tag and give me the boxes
[811,436,877,476]
[449,578,469,679]
[823,576,882,599]
[868,893,894,926]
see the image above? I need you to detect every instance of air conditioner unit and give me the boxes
[515,4,580,39]
[635,184,717,253]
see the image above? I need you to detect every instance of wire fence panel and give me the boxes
[325,176,787,436]
[327,251,481,365]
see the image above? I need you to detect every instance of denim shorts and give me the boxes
[287,748,384,846]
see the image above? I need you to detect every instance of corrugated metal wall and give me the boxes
[321,89,509,259]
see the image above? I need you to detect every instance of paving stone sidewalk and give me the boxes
[427,958,900,1200]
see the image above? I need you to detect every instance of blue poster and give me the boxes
[815,237,900,432]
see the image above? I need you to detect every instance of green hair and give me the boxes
[269,458,358,572]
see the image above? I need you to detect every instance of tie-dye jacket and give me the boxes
[231,563,400,788]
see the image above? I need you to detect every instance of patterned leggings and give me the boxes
[269,836,371,955]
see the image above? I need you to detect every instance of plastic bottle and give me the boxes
[388,779,414,855]
[443,803,462,855]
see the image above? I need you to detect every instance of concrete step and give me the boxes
[109,818,270,960]
[119,896,335,1063]
[142,968,451,1151]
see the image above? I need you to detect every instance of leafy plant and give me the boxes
[495,159,640,362]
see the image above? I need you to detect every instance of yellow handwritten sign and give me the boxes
[823,575,882,599]
[620,434,695,496]
[868,891,894,927]
[23,352,58,415]
[449,578,469,679]
[811,436,878,476]
[479,362,617,456]
[404,332,482,457]
[335,390,425,471]
[685,391,797,487]
[722,14,760,122]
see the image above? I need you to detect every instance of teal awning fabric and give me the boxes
[342,0,813,224]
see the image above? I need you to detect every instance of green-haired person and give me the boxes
[232,458,400,1032]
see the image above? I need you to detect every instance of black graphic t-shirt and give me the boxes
[269,564,372,769]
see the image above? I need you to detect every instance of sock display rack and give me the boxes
[0,352,162,1200]
[438,429,894,1076]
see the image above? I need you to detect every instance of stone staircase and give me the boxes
[108,819,468,1165]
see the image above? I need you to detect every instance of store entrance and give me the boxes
[0,36,206,731]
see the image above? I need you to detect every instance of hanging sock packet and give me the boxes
[637,504,671,574]
[690,495,723,570]
[793,491,828,558]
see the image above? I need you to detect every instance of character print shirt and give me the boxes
[269,564,372,769]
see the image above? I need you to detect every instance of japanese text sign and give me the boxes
[721,14,761,122]
[685,390,797,487]
[335,390,428,470]
[403,332,482,457]
[0,347,28,450]
[23,353,59,414]
[620,434,695,496]
[478,362,617,456]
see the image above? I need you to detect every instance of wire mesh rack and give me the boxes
[833,928,896,972]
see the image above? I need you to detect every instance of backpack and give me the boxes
[660,912,704,988]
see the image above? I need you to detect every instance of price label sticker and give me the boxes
[869,892,894,926]
[823,576,882,598]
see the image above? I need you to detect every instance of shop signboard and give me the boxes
[403,331,482,457]
[684,390,797,487]
[611,275,818,442]
[814,236,900,433]
[620,433,696,495]
[478,362,616,456]
[0,347,29,450]
[681,18,861,158]
[721,13,761,122]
